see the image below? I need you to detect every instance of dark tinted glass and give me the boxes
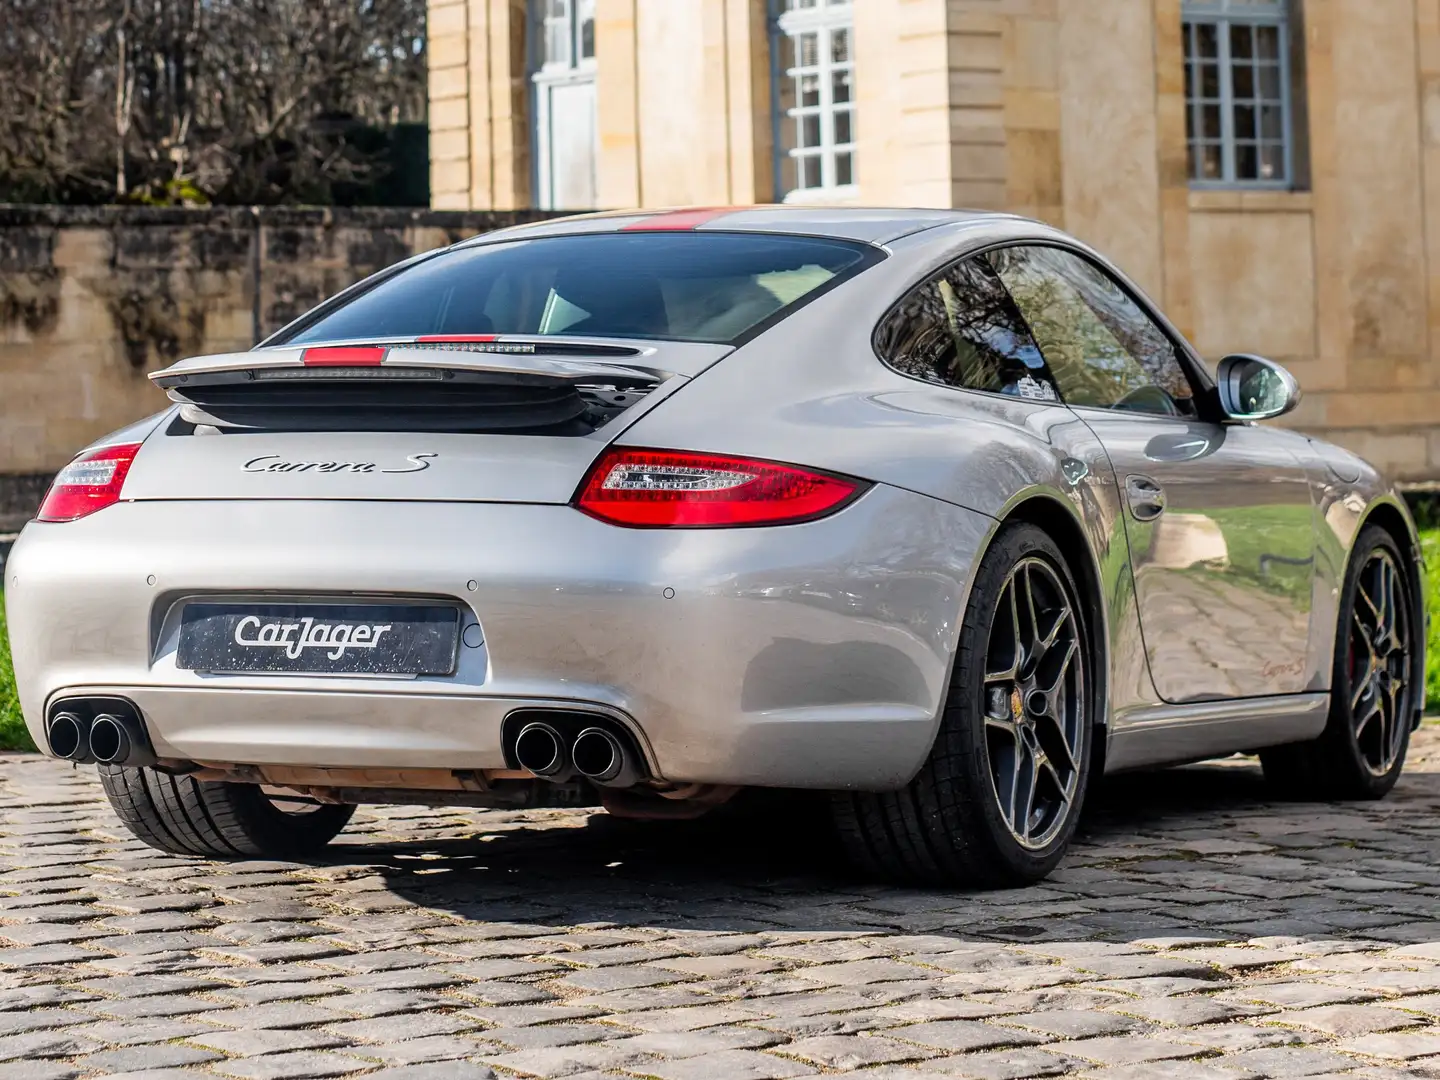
[286,232,877,345]
[988,246,1195,416]
[875,257,1060,402]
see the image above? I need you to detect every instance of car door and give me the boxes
[987,244,1316,705]
[871,253,1160,718]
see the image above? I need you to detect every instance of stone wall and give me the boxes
[0,205,553,531]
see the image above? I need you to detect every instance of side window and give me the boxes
[988,246,1196,417]
[875,257,1060,402]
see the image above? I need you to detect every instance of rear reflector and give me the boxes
[575,448,863,528]
[37,443,142,523]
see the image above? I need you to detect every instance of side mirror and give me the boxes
[1216,353,1300,421]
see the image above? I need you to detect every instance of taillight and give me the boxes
[576,448,864,528]
[36,443,142,523]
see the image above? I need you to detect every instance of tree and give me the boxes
[0,0,428,205]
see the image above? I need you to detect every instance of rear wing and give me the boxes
[147,337,733,436]
[149,337,693,390]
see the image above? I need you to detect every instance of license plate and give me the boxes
[177,603,460,676]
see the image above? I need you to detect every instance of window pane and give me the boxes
[835,151,853,186]
[875,257,1059,401]
[1202,105,1222,139]
[800,73,820,107]
[832,28,850,63]
[579,18,594,59]
[1260,143,1286,181]
[989,247,1193,415]
[287,233,876,346]
[1233,63,1254,100]
[1236,142,1259,180]
[798,32,818,67]
[1255,24,1281,60]
[1196,22,1218,59]
[1235,104,1256,139]
[833,69,852,103]
[1199,143,1222,179]
[801,114,821,148]
[1184,60,1194,98]
[1231,24,1254,60]
[799,154,821,189]
[1259,63,1281,99]
[834,109,853,145]
[1200,62,1219,99]
[1260,104,1284,139]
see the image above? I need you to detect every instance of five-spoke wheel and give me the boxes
[1262,524,1418,800]
[1347,547,1412,778]
[982,557,1085,851]
[832,522,1093,886]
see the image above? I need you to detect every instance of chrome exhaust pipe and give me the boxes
[571,727,642,788]
[46,711,90,762]
[513,722,571,779]
[85,710,157,768]
[88,714,131,765]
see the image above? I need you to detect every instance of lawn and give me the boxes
[0,596,31,752]
[1,530,1439,754]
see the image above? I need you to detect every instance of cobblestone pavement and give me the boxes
[3,730,1440,1080]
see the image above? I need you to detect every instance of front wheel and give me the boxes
[99,766,354,858]
[832,522,1093,886]
[1261,525,1419,800]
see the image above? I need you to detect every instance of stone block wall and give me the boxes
[0,205,553,531]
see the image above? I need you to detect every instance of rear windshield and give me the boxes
[283,231,879,346]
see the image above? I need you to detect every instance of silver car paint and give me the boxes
[7,206,1426,790]
[6,485,990,788]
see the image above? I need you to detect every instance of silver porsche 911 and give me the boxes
[5,206,1426,886]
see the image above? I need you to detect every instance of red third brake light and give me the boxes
[37,443,142,523]
[576,448,864,528]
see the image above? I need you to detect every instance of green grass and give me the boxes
[0,595,34,752]
[0,528,1437,753]
[1422,527,1440,709]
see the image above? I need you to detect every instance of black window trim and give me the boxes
[870,235,1223,421]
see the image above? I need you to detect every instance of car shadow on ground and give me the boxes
[316,757,1370,941]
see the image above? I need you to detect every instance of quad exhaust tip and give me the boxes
[46,711,89,762]
[88,714,134,766]
[506,712,646,788]
[513,722,571,779]
[45,699,156,768]
[571,727,642,788]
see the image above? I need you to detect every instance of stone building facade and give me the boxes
[429,0,1440,482]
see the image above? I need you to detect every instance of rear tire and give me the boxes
[831,522,1094,887]
[1261,525,1418,800]
[98,766,354,858]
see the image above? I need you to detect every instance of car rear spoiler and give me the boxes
[150,337,682,391]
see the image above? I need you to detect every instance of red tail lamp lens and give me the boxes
[576,448,864,527]
[37,443,142,522]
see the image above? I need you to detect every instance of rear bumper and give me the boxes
[5,488,992,790]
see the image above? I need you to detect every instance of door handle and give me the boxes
[1125,474,1166,521]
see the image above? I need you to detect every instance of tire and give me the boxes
[98,766,354,858]
[832,522,1094,887]
[1261,525,1418,800]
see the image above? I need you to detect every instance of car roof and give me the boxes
[459,205,1028,247]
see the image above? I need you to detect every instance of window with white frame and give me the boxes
[532,0,597,210]
[1183,0,1297,187]
[773,0,855,200]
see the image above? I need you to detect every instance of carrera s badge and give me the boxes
[242,453,436,474]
